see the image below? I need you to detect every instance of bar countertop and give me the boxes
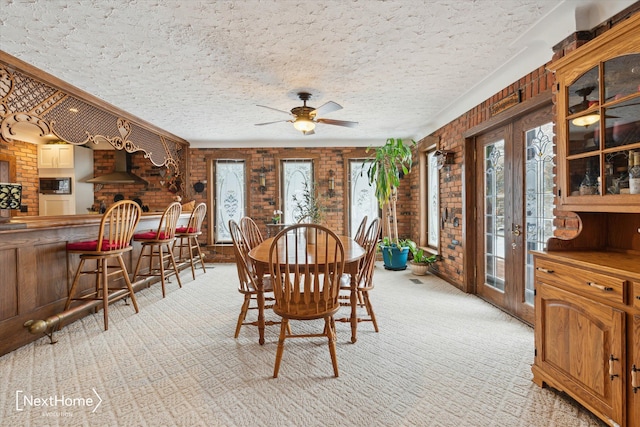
[0,212,182,233]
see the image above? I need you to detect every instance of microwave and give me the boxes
[39,177,72,194]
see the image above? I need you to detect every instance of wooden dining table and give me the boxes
[248,233,366,345]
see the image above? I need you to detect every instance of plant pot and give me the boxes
[306,228,316,245]
[409,261,431,276]
[380,244,409,271]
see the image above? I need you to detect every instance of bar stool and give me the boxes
[65,200,142,330]
[132,202,183,297]
[173,202,207,280]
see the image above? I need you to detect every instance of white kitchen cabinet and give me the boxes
[39,195,74,216]
[38,144,74,169]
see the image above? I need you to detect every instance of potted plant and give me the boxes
[365,138,415,270]
[292,181,324,243]
[292,181,324,224]
[406,239,438,275]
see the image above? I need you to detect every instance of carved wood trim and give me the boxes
[0,51,188,178]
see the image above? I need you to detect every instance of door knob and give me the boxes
[512,224,522,236]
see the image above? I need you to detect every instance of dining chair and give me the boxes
[132,201,183,297]
[65,200,142,330]
[269,223,345,378]
[229,219,278,339]
[337,217,381,339]
[173,202,207,279]
[354,215,368,245]
[239,216,264,250]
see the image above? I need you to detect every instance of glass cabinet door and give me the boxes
[565,53,640,199]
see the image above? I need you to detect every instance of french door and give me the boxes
[475,108,554,324]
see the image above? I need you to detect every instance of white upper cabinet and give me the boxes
[38,144,74,169]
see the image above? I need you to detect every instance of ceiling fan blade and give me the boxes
[256,105,293,116]
[255,120,290,126]
[311,101,342,117]
[316,118,358,128]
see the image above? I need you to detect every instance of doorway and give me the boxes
[474,107,554,325]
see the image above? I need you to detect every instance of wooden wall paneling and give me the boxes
[36,242,69,306]
[16,244,37,315]
[0,248,18,321]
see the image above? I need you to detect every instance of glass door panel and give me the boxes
[525,123,555,306]
[484,140,506,292]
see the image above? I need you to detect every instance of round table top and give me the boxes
[248,234,365,265]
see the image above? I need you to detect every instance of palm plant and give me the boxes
[365,138,415,246]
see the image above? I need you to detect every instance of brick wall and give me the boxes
[401,63,556,288]
[403,5,640,289]
[92,150,179,213]
[0,138,39,216]
[189,146,370,262]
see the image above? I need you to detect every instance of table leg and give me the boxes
[255,262,266,345]
[350,268,358,343]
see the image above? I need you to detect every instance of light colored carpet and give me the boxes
[0,263,605,427]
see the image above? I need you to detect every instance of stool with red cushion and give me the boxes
[65,200,142,331]
[173,202,207,280]
[132,202,182,297]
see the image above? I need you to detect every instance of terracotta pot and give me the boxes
[409,261,430,276]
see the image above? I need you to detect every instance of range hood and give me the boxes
[86,150,148,185]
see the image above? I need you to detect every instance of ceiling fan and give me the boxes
[569,86,597,114]
[255,92,358,135]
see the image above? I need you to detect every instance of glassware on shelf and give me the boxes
[579,161,598,195]
[629,151,640,194]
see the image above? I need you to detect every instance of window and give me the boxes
[214,159,246,243]
[349,159,378,237]
[418,137,440,250]
[280,160,313,224]
[426,150,439,248]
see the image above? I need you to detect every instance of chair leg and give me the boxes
[132,244,147,283]
[65,258,86,311]
[326,316,339,377]
[101,258,109,331]
[273,319,288,378]
[157,244,167,297]
[363,291,379,332]
[167,243,182,289]
[193,237,206,273]
[186,237,196,280]
[234,295,251,338]
[117,255,139,313]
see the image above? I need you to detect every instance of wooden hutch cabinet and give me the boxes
[531,14,640,427]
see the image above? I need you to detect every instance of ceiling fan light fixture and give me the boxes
[293,117,316,133]
[572,113,600,127]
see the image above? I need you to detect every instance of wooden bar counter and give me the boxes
[0,212,190,356]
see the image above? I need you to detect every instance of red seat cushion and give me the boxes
[133,231,171,240]
[67,240,129,252]
[176,226,198,234]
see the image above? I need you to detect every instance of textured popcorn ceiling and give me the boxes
[0,0,635,147]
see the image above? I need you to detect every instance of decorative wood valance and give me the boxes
[0,52,187,175]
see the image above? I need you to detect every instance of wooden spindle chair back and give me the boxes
[268,223,345,377]
[240,216,264,250]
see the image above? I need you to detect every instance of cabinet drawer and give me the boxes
[535,259,626,305]
[634,282,640,310]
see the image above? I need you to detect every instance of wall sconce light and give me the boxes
[435,150,455,170]
[258,159,267,193]
[258,170,266,193]
[328,170,335,197]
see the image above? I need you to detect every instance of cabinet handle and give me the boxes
[587,282,613,292]
[609,355,619,381]
[536,267,554,274]
[633,365,639,392]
